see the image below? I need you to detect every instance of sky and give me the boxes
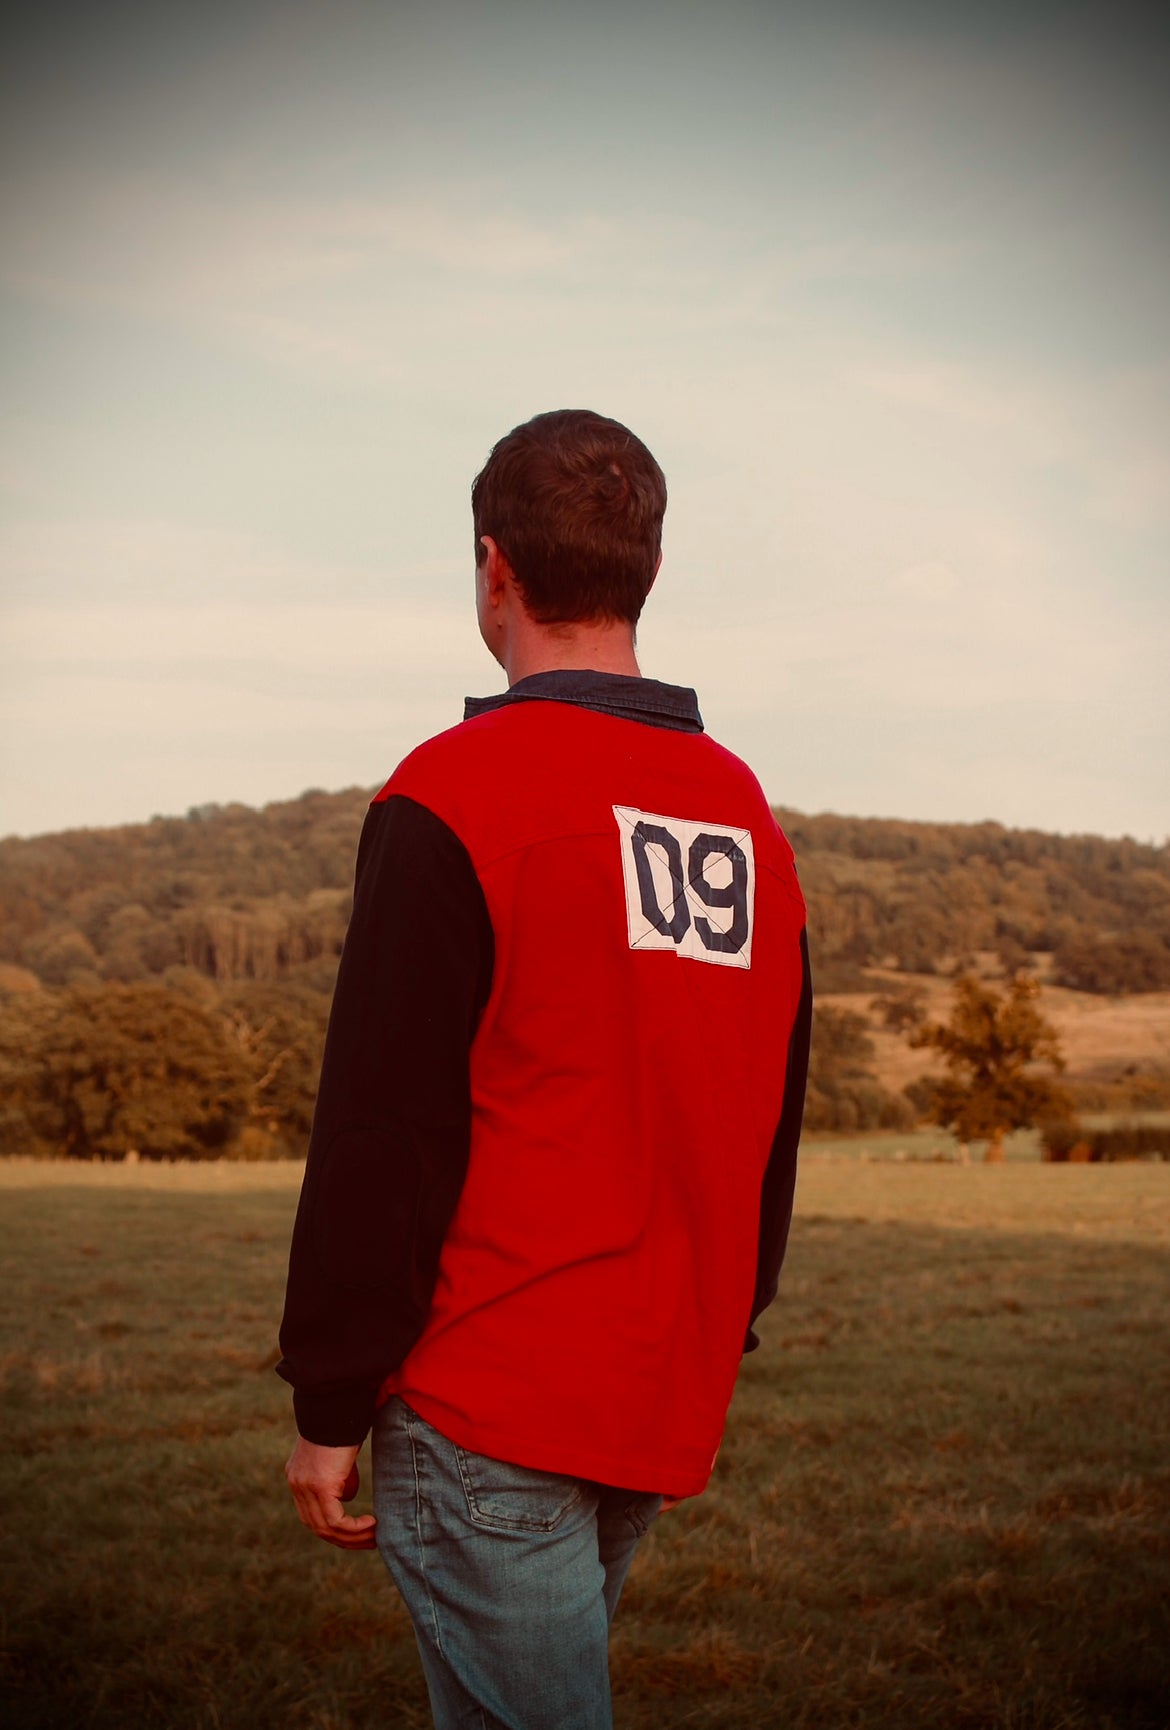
[1,0,1168,843]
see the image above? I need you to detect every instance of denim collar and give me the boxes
[463,669,704,734]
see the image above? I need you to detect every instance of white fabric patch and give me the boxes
[613,804,755,968]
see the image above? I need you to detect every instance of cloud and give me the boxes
[0,156,987,393]
[1,596,482,679]
[1,175,623,314]
[848,350,1170,535]
[0,591,492,835]
[0,515,469,605]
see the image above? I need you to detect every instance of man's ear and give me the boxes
[479,535,511,605]
[646,549,663,595]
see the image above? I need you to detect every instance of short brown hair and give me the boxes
[471,409,667,625]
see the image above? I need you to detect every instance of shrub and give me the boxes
[1040,1120,1169,1163]
[1053,932,1170,994]
[804,1006,917,1133]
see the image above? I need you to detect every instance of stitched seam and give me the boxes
[406,1405,444,1658]
[453,1442,582,1532]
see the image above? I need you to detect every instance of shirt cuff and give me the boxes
[292,1381,379,1446]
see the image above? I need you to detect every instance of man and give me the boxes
[278,408,812,1730]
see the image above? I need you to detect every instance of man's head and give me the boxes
[472,410,667,626]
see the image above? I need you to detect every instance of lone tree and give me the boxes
[909,973,1069,1162]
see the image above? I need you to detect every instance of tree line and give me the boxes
[777,808,1170,994]
[3,790,1166,999]
[1,789,1168,1158]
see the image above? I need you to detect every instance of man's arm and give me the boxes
[276,792,494,1454]
[744,926,812,1350]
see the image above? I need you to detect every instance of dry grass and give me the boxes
[1044,988,1170,1075]
[0,1156,306,1192]
[821,974,1170,1095]
[794,1159,1170,1240]
[2,1158,1168,1729]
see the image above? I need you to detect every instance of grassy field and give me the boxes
[801,1126,1046,1162]
[1,1158,1168,1729]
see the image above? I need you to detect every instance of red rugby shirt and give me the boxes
[278,674,811,1496]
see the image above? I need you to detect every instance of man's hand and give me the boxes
[284,1437,378,1550]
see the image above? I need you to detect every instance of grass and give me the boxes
[1,1159,1168,1729]
[802,1125,1046,1162]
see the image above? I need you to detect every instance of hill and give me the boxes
[2,790,1167,996]
[775,808,1170,996]
[1,791,1168,1156]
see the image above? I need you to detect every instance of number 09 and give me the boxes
[631,822,750,954]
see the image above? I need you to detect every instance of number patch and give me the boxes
[613,805,755,968]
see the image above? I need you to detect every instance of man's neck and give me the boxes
[501,619,642,687]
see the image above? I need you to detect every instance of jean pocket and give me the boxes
[453,1446,587,1533]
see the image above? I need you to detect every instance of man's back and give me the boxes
[379,685,808,1494]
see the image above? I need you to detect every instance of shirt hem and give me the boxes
[381,1384,715,1500]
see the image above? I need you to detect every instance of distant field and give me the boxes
[2,1159,1168,1729]
[820,974,1170,1097]
[803,1126,1045,1162]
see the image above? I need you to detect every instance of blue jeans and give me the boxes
[371,1396,662,1729]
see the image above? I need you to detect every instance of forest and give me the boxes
[1,788,1167,1157]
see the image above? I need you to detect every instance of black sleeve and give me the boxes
[743,925,812,1351]
[276,793,494,1446]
